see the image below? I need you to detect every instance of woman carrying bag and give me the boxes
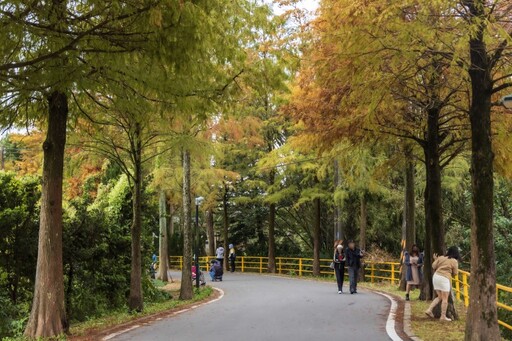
[332,242,346,294]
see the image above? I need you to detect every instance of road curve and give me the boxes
[112,272,393,341]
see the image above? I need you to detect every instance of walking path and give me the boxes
[111,272,396,341]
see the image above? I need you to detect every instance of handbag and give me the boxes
[329,261,335,270]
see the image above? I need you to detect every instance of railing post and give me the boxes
[241,256,245,272]
[455,274,461,301]
[179,256,183,270]
[278,257,282,274]
[371,263,375,283]
[391,263,395,284]
[299,258,302,276]
[463,273,469,307]
[260,257,263,274]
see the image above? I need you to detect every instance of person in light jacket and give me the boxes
[404,244,423,301]
[333,242,346,294]
[216,246,225,269]
[424,246,459,322]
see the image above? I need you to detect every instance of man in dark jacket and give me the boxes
[346,240,364,294]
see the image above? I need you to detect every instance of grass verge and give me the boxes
[361,282,466,341]
[69,286,213,338]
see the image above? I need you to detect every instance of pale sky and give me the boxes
[270,0,319,15]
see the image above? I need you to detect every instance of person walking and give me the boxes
[333,242,346,294]
[228,244,236,272]
[424,246,460,321]
[346,240,364,294]
[216,246,225,269]
[404,244,423,301]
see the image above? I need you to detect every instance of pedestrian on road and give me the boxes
[216,246,225,269]
[424,246,460,322]
[346,240,364,294]
[229,244,236,272]
[333,241,346,294]
[404,244,423,301]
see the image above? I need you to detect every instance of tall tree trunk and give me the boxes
[128,122,143,312]
[312,198,321,276]
[157,189,169,281]
[400,155,416,291]
[180,149,193,300]
[421,107,444,301]
[169,202,175,235]
[359,194,367,281]
[267,170,276,273]
[222,184,229,271]
[25,91,68,338]
[206,209,215,256]
[359,195,367,251]
[333,160,343,241]
[464,2,500,338]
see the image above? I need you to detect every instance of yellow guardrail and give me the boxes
[167,255,512,331]
[452,270,512,331]
[168,256,400,281]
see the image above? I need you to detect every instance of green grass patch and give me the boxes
[360,282,467,341]
[69,286,213,337]
[410,298,466,341]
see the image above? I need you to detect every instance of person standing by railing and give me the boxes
[346,240,364,294]
[333,242,346,294]
[229,244,236,272]
[404,244,423,301]
[425,246,460,322]
[216,246,225,269]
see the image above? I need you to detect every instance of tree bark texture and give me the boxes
[421,106,444,301]
[128,122,143,312]
[400,156,416,291]
[267,169,277,273]
[180,150,193,300]
[206,209,215,256]
[464,2,501,338]
[222,185,229,271]
[157,189,169,282]
[333,160,343,241]
[312,198,321,276]
[25,91,69,338]
[359,194,367,281]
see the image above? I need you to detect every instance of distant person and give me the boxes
[209,259,222,281]
[216,246,225,268]
[346,240,364,294]
[404,244,423,301]
[150,253,157,279]
[229,244,236,272]
[333,241,346,294]
[424,246,460,322]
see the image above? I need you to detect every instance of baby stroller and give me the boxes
[209,260,223,282]
[192,265,206,286]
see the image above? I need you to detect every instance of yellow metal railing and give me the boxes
[168,256,400,281]
[167,255,512,331]
[452,270,512,331]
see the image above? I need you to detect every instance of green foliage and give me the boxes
[0,172,39,338]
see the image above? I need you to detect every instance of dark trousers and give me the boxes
[348,266,359,293]
[230,258,236,272]
[217,258,224,269]
[334,263,345,291]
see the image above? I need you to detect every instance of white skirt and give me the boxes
[433,273,451,292]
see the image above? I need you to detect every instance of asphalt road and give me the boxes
[112,272,392,341]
